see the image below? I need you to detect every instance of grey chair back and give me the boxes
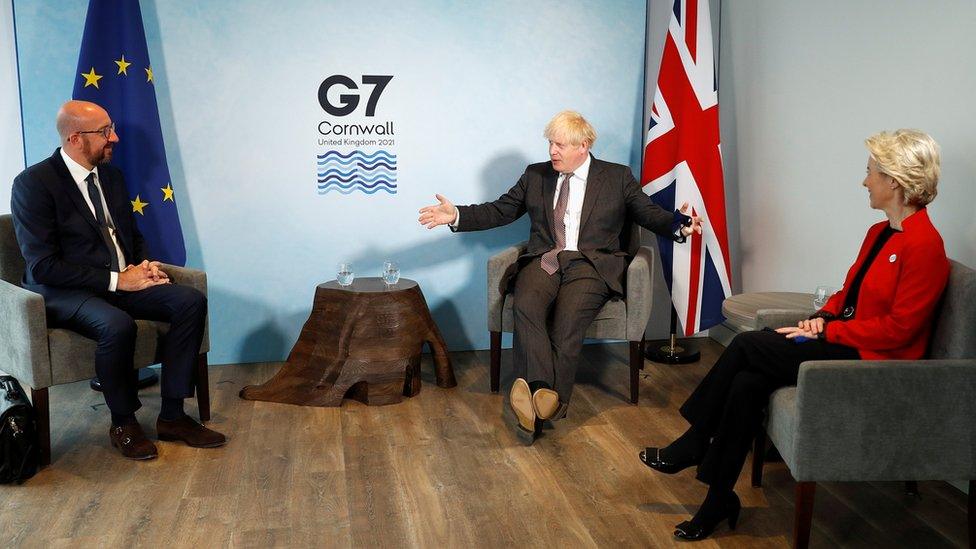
[929,260,976,360]
[0,214,26,285]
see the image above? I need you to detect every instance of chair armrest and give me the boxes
[486,241,527,332]
[755,308,812,330]
[161,263,210,354]
[625,246,656,341]
[790,358,976,481]
[162,263,207,295]
[0,280,52,388]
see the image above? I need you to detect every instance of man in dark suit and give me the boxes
[10,100,225,460]
[419,111,701,442]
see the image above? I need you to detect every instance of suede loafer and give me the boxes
[157,416,227,448]
[109,423,158,460]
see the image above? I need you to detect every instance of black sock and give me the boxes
[111,412,137,427]
[159,398,185,421]
[662,423,708,461]
[528,380,551,393]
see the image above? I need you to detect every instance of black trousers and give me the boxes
[510,252,611,404]
[56,283,207,416]
[680,329,858,491]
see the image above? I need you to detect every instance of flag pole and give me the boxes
[645,304,701,364]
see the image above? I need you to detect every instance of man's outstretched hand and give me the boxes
[679,202,704,237]
[418,194,457,229]
[118,260,170,291]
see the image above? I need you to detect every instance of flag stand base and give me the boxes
[645,334,701,364]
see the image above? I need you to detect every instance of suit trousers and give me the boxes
[55,283,208,416]
[680,329,858,491]
[510,252,611,405]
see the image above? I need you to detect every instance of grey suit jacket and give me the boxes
[455,156,683,295]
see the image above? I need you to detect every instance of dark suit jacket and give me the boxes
[456,156,683,295]
[10,148,146,322]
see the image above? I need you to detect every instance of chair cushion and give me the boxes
[500,296,628,340]
[766,386,798,472]
[47,320,168,385]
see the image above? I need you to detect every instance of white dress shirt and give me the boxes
[554,154,590,252]
[450,154,592,252]
[60,148,126,291]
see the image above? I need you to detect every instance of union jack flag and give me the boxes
[642,0,732,336]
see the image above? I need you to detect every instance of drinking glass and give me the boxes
[813,285,831,309]
[337,263,355,287]
[382,261,400,287]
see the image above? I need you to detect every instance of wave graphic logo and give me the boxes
[317,150,397,195]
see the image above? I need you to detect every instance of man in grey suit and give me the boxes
[419,111,701,443]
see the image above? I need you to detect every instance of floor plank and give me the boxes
[0,340,968,548]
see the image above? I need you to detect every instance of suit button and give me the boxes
[104,262,111,267]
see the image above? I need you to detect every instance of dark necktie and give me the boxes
[86,173,121,272]
[540,172,573,275]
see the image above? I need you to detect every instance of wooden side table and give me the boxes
[711,291,815,346]
[240,278,455,407]
[721,291,816,331]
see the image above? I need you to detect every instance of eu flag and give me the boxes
[72,0,186,265]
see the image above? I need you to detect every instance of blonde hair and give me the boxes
[865,129,941,207]
[543,110,597,148]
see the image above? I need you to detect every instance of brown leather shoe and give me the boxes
[109,423,158,460]
[532,388,561,420]
[156,416,227,448]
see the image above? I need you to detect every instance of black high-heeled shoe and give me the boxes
[673,491,741,541]
[639,447,701,474]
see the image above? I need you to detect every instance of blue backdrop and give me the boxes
[14,0,648,364]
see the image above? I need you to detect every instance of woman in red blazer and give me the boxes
[639,129,950,541]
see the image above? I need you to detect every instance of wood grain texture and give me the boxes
[240,278,455,407]
[0,340,969,548]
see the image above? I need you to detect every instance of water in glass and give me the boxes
[337,263,355,286]
[813,285,831,309]
[383,261,400,286]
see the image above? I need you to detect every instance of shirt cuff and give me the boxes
[671,210,692,243]
[449,207,460,231]
[109,271,119,292]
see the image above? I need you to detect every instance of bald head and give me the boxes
[57,100,118,169]
[56,100,109,143]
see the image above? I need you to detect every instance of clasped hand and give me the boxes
[118,260,170,291]
[775,317,825,339]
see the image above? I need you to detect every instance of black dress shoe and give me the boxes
[639,447,700,474]
[674,492,741,541]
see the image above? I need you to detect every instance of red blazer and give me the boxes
[821,208,949,360]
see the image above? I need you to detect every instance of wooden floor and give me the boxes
[0,340,969,548]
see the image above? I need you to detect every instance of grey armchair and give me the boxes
[751,259,976,548]
[0,214,211,467]
[487,224,655,403]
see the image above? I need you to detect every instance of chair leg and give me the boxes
[752,429,767,487]
[30,387,51,468]
[629,341,641,404]
[968,480,974,549]
[489,331,501,393]
[794,481,816,549]
[639,336,646,370]
[195,353,211,422]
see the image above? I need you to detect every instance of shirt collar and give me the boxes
[59,147,99,186]
[564,154,591,182]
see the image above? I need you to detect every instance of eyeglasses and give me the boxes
[77,123,116,139]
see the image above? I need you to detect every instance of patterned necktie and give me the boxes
[540,172,573,275]
[86,173,121,272]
